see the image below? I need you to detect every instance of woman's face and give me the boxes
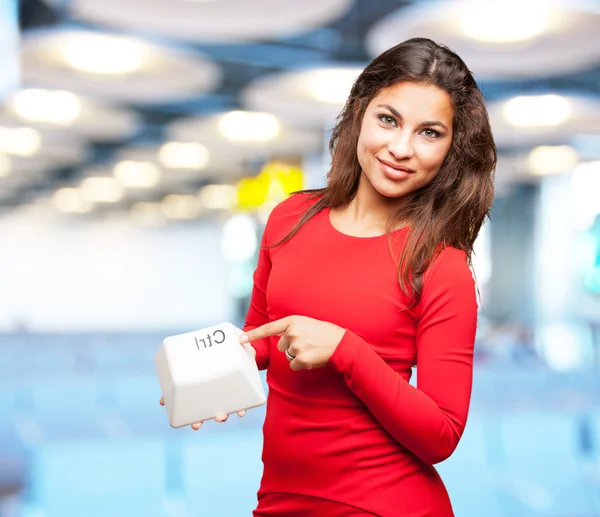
[356,81,455,203]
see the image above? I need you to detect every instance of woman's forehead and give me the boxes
[370,82,454,121]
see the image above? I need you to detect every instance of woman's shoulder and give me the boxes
[268,191,323,225]
[425,246,474,285]
[419,245,478,311]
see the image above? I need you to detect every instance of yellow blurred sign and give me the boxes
[236,161,304,211]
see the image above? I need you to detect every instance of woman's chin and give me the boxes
[374,182,409,200]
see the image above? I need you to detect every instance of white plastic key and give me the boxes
[155,322,266,428]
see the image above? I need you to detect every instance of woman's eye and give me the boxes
[378,114,396,126]
[422,128,440,138]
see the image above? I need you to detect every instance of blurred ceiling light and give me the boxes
[221,214,257,263]
[160,194,201,219]
[460,0,550,43]
[52,188,93,213]
[527,145,579,176]
[0,127,41,156]
[158,142,210,169]
[63,33,143,75]
[309,68,359,104]
[0,154,11,177]
[130,202,165,226]
[80,176,124,203]
[503,95,570,127]
[12,89,81,124]
[198,184,238,210]
[218,111,280,142]
[114,160,161,188]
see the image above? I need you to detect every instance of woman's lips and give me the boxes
[378,159,414,180]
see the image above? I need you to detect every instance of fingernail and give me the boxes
[239,334,248,344]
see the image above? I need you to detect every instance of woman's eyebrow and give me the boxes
[376,104,449,132]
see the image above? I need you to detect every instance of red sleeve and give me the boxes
[328,248,478,465]
[242,217,273,371]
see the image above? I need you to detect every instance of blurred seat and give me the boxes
[27,437,167,517]
[34,413,108,442]
[88,343,135,372]
[0,386,18,424]
[119,407,174,437]
[588,410,600,487]
[496,410,598,516]
[28,345,79,373]
[28,376,100,417]
[113,374,162,413]
[506,368,555,406]
[89,374,178,439]
[181,431,263,517]
[471,367,515,409]
[0,352,25,378]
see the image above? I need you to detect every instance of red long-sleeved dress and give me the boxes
[243,192,478,517]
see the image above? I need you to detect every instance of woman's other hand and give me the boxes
[159,397,246,431]
[157,334,257,429]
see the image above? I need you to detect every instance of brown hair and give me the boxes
[270,37,496,308]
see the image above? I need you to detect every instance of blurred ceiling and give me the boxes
[2,0,600,221]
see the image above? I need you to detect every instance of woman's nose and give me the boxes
[388,133,414,160]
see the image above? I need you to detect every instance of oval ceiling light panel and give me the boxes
[80,176,124,203]
[366,0,600,80]
[527,145,579,176]
[0,153,12,177]
[63,33,143,75]
[166,112,322,176]
[52,188,94,214]
[459,0,551,43]
[503,94,571,128]
[48,0,353,43]
[242,66,363,127]
[21,29,222,104]
[2,88,141,142]
[11,89,81,124]
[113,160,162,188]
[218,111,280,142]
[488,94,600,148]
[158,142,210,170]
[0,126,42,157]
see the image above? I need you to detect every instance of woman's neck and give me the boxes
[341,174,409,232]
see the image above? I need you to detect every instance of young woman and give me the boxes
[163,37,496,516]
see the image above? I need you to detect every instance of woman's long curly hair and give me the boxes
[270,37,496,308]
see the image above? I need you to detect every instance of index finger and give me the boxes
[240,317,291,344]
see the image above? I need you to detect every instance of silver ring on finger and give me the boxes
[285,348,296,362]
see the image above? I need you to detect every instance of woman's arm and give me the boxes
[243,220,273,370]
[328,248,478,464]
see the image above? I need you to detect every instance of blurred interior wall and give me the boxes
[534,173,577,320]
[486,183,538,323]
[0,217,233,332]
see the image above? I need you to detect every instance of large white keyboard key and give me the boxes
[155,322,266,428]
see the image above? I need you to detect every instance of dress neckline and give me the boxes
[324,206,409,241]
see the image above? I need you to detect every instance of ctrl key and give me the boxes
[154,322,266,428]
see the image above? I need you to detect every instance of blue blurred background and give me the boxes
[1,0,600,516]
